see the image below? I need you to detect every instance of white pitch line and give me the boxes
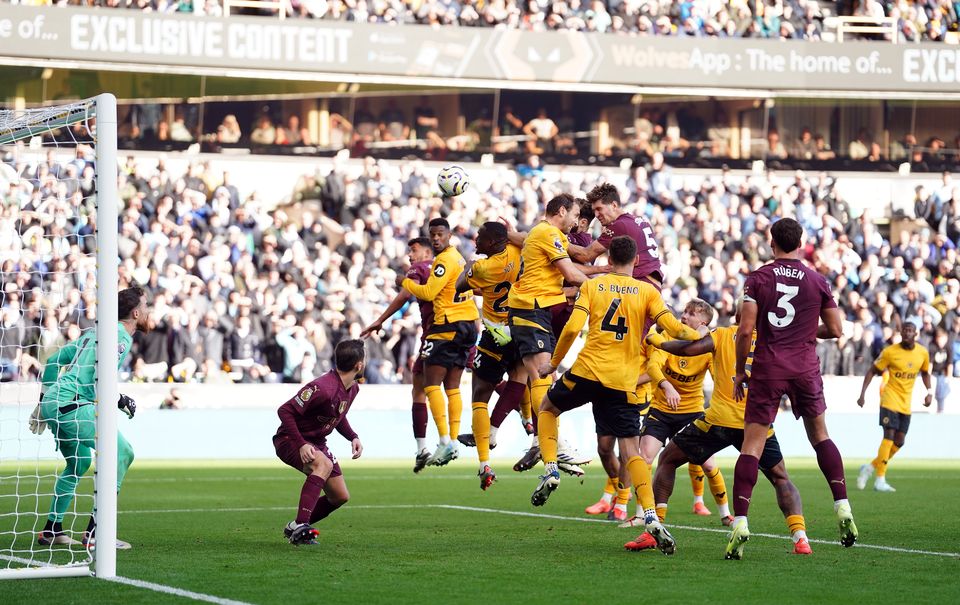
[115,503,960,559]
[106,575,257,605]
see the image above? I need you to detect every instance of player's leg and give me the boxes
[724,421,767,560]
[470,362,499,489]
[443,366,466,457]
[865,424,896,490]
[40,422,92,545]
[801,412,857,547]
[689,464,710,515]
[877,426,907,492]
[651,441,688,521]
[411,370,431,473]
[519,383,534,434]
[82,432,135,549]
[760,461,810,554]
[586,433,618,515]
[701,456,730,521]
[622,434,673,555]
[529,352,559,465]
[423,360,456,465]
[530,372,584,506]
[489,366,525,448]
[310,472,349,525]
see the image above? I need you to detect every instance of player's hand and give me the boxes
[299,443,317,464]
[359,322,382,339]
[646,332,667,349]
[351,438,363,459]
[118,394,137,419]
[539,363,557,379]
[924,394,933,408]
[857,396,866,408]
[733,372,749,402]
[28,404,47,435]
[663,382,681,410]
[696,324,710,338]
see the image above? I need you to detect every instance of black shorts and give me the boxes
[473,330,517,384]
[508,307,555,358]
[549,372,645,438]
[640,407,703,444]
[880,408,911,434]
[672,419,784,470]
[422,321,478,369]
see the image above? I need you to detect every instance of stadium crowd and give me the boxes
[7,0,958,43]
[0,149,958,388]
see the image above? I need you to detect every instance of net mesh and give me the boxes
[0,100,100,571]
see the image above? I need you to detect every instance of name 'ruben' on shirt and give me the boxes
[597,283,640,295]
[773,265,806,280]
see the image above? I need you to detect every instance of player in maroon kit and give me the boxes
[726,218,858,560]
[273,339,365,546]
[361,238,435,473]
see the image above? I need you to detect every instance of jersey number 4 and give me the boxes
[767,282,798,328]
[601,298,628,341]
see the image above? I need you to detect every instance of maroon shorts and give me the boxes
[745,372,826,425]
[273,435,342,478]
[551,303,574,340]
[412,338,426,375]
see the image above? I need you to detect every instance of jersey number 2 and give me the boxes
[767,283,798,327]
[601,298,628,341]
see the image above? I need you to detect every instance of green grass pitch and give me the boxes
[2,459,959,604]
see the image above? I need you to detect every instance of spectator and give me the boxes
[413,97,445,150]
[378,100,409,143]
[250,115,277,145]
[216,114,242,144]
[276,115,311,146]
[523,108,559,155]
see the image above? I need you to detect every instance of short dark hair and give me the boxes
[686,298,715,324]
[608,235,637,266]
[577,198,594,223]
[428,217,450,230]
[586,183,619,205]
[480,221,508,243]
[118,286,145,320]
[771,218,803,253]
[334,339,365,372]
[545,193,576,216]
[408,237,431,249]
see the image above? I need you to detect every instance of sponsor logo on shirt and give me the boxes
[297,386,316,407]
[434,264,446,278]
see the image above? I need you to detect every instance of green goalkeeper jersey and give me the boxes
[40,322,132,412]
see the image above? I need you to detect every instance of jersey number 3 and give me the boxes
[601,298,628,341]
[768,283,798,328]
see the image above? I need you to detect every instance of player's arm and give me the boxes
[734,300,758,401]
[646,348,679,409]
[817,306,843,339]
[576,262,611,276]
[360,289,413,338]
[920,351,933,407]
[568,240,606,264]
[647,297,702,342]
[401,264,450,302]
[553,257,590,286]
[40,341,78,390]
[856,357,884,408]
[652,333,716,357]
[277,401,308,452]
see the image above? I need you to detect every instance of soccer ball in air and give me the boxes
[437,165,470,197]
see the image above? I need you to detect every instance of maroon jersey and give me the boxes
[597,213,662,282]
[568,231,593,248]
[743,258,837,380]
[275,370,360,449]
[407,260,435,333]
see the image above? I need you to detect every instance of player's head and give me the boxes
[118,285,149,332]
[901,317,919,346]
[586,183,621,226]
[334,339,366,376]
[427,218,451,253]
[607,235,638,270]
[574,198,594,234]
[681,298,715,330]
[407,237,433,263]
[770,218,803,255]
[476,221,508,256]
[546,193,579,232]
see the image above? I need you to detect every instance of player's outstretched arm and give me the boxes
[568,240,606,264]
[649,301,701,342]
[401,264,449,302]
[576,262,611,276]
[734,301,758,401]
[817,307,844,340]
[652,334,716,357]
[360,289,412,338]
[553,257,590,286]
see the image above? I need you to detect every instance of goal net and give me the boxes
[0,94,119,580]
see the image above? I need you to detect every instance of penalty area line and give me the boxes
[106,575,257,605]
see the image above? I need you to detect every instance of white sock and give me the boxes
[479,461,489,471]
[489,426,498,447]
[601,492,614,504]
[544,461,558,474]
[440,435,450,445]
[718,503,730,518]
[416,438,427,452]
[833,498,849,511]
[792,529,808,544]
[614,502,628,512]
[643,508,658,522]
[522,416,532,425]
[694,495,705,504]
[733,515,748,527]
[531,435,539,447]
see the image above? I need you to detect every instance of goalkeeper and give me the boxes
[32,286,148,548]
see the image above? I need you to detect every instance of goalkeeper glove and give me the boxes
[482,319,512,346]
[118,394,137,419]
[28,404,47,435]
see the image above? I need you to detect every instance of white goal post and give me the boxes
[0,94,119,580]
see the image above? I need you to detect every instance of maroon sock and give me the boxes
[493,381,506,396]
[813,439,848,501]
[490,381,524,428]
[732,454,760,517]
[531,411,539,436]
[309,496,344,524]
[296,475,326,524]
[412,402,428,439]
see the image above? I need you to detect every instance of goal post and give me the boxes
[0,93,119,580]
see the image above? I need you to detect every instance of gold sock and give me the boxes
[472,401,490,463]
[705,467,728,505]
[871,438,894,477]
[529,377,551,419]
[445,388,463,440]
[425,385,448,438]
[604,476,618,495]
[520,387,532,420]
[655,504,668,522]
[786,514,806,535]
[689,464,705,497]
[539,409,559,463]
[615,485,631,506]
[627,456,655,512]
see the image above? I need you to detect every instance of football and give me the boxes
[437,165,470,197]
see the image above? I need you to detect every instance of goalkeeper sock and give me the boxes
[446,388,463,440]
[296,475,325,524]
[425,385,449,439]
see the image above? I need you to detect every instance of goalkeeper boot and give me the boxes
[557,439,591,466]
[413,448,431,474]
[724,518,750,560]
[38,530,81,547]
[479,465,496,491]
[513,445,541,472]
[624,532,658,551]
[836,502,859,548]
[531,467,561,507]
[585,498,614,516]
[287,522,319,546]
[557,462,585,478]
[856,463,874,490]
[645,518,676,556]
[457,433,476,448]
[82,532,131,550]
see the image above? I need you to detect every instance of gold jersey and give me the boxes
[704,325,756,429]
[874,343,930,415]
[648,346,712,415]
[402,246,479,325]
[508,221,569,310]
[465,244,523,325]
[552,273,700,394]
